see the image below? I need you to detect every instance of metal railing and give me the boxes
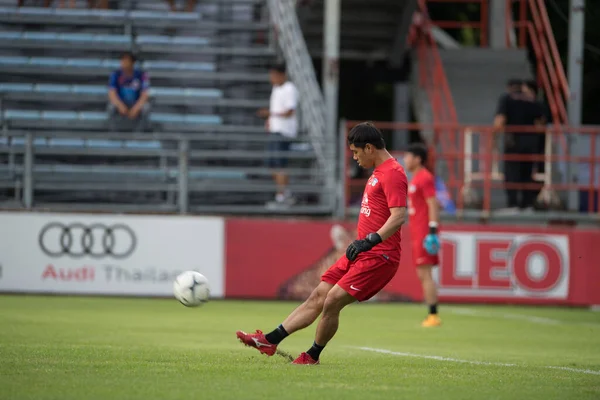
[342,121,600,221]
[410,0,460,189]
[0,129,332,215]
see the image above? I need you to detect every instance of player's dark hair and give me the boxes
[269,63,286,74]
[523,79,538,96]
[121,51,136,63]
[406,143,428,165]
[347,122,385,150]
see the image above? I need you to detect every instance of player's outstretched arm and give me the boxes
[376,206,407,241]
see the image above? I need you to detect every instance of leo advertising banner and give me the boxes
[0,212,225,296]
[225,219,600,306]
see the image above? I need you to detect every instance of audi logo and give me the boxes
[38,223,136,259]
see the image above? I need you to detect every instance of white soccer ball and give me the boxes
[173,271,210,307]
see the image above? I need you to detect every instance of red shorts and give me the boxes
[321,253,398,302]
[411,234,439,267]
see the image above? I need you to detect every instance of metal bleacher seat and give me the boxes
[2,109,223,130]
[0,56,271,82]
[0,31,130,50]
[0,56,215,71]
[0,6,267,30]
[0,83,223,98]
[0,83,266,108]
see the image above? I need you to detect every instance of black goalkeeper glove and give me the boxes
[345,232,382,261]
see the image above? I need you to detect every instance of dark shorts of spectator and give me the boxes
[267,132,291,168]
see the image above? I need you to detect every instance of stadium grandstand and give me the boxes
[1,1,599,399]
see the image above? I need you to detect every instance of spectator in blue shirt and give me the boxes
[107,52,150,132]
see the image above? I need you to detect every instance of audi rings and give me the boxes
[38,223,136,259]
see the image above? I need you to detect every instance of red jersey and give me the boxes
[408,168,436,239]
[358,158,408,261]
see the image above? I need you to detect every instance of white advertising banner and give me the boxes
[0,212,225,297]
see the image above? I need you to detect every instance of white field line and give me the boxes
[355,347,600,376]
[449,307,600,328]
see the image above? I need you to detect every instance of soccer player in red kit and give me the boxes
[236,122,408,364]
[403,144,441,327]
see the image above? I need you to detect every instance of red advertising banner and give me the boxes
[225,218,600,306]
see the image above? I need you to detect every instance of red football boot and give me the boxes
[236,330,277,356]
[292,352,320,365]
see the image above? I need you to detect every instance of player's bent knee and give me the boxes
[306,282,331,309]
[322,287,354,315]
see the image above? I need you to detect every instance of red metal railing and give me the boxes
[422,0,569,129]
[343,121,600,217]
[525,0,569,126]
[410,0,460,189]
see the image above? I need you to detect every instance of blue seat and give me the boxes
[141,60,214,72]
[136,35,208,45]
[0,56,29,65]
[57,9,93,17]
[185,88,222,98]
[0,83,34,92]
[0,32,21,40]
[4,110,41,120]
[67,58,101,67]
[150,87,184,97]
[171,36,209,46]
[42,111,78,120]
[142,60,178,69]
[22,32,58,40]
[136,35,170,44]
[89,9,127,18]
[72,85,106,94]
[86,139,122,148]
[124,140,162,149]
[79,112,106,121]
[93,34,130,43]
[18,7,54,15]
[151,113,181,123]
[188,170,246,180]
[49,138,85,147]
[33,138,48,146]
[164,12,199,21]
[58,33,95,42]
[29,57,65,66]
[100,59,120,69]
[129,10,163,19]
[0,137,47,146]
[185,115,222,124]
[175,62,215,72]
[35,84,70,93]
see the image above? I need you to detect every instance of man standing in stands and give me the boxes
[494,80,545,210]
[107,52,150,133]
[257,64,299,207]
[522,80,547,180]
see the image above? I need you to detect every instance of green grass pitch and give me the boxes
[0,296,599,400]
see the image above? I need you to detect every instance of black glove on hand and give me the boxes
[346,233,382,261]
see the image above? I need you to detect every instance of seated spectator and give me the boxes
[107,52,150,133]
[166,0,197,12]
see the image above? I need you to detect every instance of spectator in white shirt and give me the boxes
[257,64,299,206]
